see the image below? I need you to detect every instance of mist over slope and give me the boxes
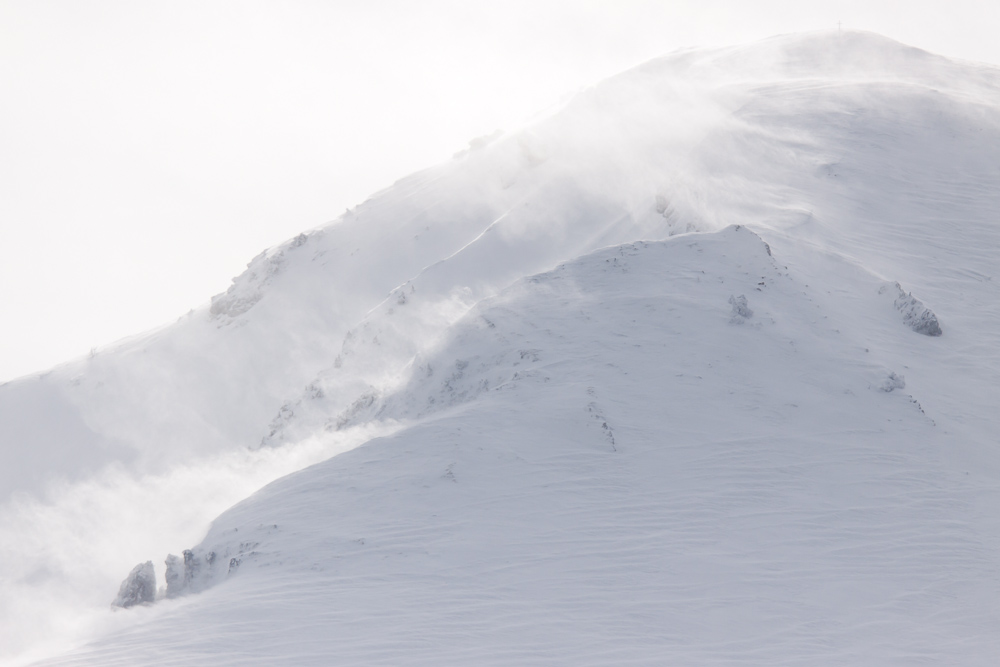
[2,30,1000,665]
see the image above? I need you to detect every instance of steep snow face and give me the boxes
[39,226,1000,665]
[3,30,1000,665]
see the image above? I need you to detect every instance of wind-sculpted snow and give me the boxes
[728,293,754,323]
[879,281,943,336]
[208,245,289,319]
[50,223,1000,666]
[5,30,1000,665]
[331,227,782,427]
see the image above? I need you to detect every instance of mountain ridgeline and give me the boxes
[3,31,1000,666]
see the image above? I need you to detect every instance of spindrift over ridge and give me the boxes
[2,30,999,665]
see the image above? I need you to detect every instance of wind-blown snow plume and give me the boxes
[0,424,391,664]
[3,30,1000,666]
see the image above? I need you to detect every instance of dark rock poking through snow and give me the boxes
[111,561,156,608]
[164,550,200,598]
[164,548,222,599]
[881,282,942,336]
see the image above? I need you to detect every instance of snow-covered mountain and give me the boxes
[2,30,1000,665]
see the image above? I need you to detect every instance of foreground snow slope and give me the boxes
[42,227,1000,665]
[2,29,999,664]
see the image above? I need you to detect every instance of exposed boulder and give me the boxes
[164,548,221,598]
[165,549,201,598]
[111,561,156,608]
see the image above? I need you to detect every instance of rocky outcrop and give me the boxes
[880,282,942,336]
[111,561,156,608]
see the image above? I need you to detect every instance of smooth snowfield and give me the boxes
[1,30,999,664]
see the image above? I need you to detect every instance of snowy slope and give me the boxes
[2,30,1000,665]
[38,227,1000,665]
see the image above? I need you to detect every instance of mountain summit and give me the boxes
[3,31,1000,665]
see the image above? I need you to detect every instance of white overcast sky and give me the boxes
[1,0,998,382]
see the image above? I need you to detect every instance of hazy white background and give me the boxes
[2,0,998,383]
